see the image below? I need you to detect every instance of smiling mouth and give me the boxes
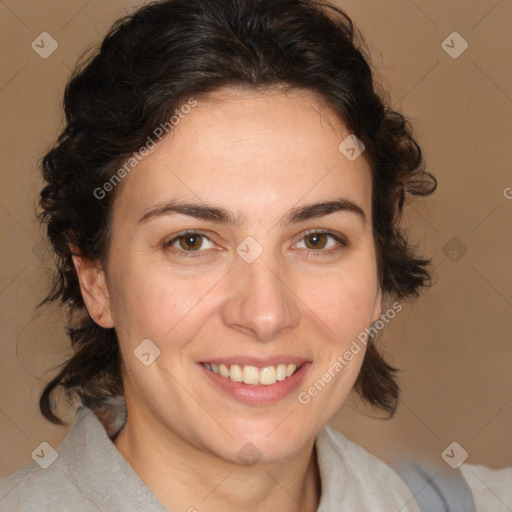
[201,362,302,386]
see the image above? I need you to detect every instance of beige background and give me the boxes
[1,0,511,481]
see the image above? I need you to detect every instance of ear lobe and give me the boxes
[370,286,383,324]
[70,248,114,329]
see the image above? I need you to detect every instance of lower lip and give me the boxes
[199,363,311,405]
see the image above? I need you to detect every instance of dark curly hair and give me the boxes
[38,0,437,425]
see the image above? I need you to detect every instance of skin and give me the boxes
[72,86,382,512]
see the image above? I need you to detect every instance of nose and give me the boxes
[221,255,300,342]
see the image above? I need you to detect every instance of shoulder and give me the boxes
[319,423,412,482]
[0,462,38,511]
[0,456,88,512]
[316,424,422,511]
[1,404,166,512]
[1,406,108,512]
[460,462,512,512]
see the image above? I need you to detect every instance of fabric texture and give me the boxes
[0,405,167,512]
[459,463,512,512]
[3,401,509,511]
[396,457,477,511]
[1,403,423,511]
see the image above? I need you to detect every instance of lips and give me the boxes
[198,357,312,405]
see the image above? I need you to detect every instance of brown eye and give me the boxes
[178,233,204,251]
[294,230,347,259]
[304,232,329,250]
[163,231,216,258]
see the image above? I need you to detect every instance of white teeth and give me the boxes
[276,364,287,381]
[286,364,296,377]
[259,366,277,385]
[203,362,300,385]
[242,365,260,385]
[229,364,243,382]
[219,364,230,378]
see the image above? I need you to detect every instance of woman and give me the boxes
[1,0,508,510]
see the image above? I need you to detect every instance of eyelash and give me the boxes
[162,229,347,260]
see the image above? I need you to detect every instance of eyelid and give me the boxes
[294,227,347,244]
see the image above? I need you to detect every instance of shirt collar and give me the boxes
[61,404,412,512]
[315,424,347,511]
[58,405,168,511]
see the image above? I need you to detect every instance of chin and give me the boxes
[211,423,312,466]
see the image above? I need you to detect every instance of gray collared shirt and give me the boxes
[1,405,506,511]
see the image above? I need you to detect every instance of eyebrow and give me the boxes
[137,197,366,227]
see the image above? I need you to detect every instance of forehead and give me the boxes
[113,87,373,223]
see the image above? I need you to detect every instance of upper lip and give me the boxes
[199,356,311,368]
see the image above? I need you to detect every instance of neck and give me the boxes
[112,407,321,512]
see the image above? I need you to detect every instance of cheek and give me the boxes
[298,267,379,342]
[110,261,220,341]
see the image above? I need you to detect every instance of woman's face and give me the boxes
[91,87,382,464]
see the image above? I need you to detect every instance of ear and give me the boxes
[70,246,114,329]
[370,286,383,324]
